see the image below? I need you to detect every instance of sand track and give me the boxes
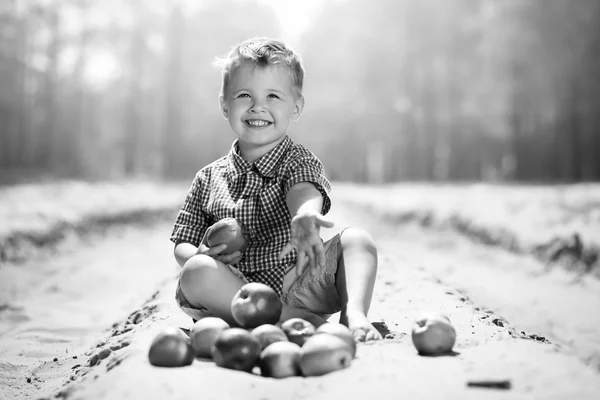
[1,199,600,399]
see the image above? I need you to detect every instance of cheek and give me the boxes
[228,107,245,120]
[274,108,293,122]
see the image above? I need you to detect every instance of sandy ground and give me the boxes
[1,190,600,399]
[0,221,179,399]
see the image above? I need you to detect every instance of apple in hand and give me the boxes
[231,283,282,329]
[206,217,248,254]
[211,328,261,372]
[315,323,357,358]
[189,317,230,358]
[259,341,302,378]
[251,324,288,351]
[148,327,194,367]
[299,333,353,377]
[281,318,316,346]
[411,313,456,356]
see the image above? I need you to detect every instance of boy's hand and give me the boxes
[278,210,334,276]
[195,242,243,265]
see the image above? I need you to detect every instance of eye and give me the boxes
[268,94,280,99]
[237,93,250,98]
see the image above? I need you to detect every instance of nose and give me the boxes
[249,98,266,113]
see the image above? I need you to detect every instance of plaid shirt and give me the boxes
[170,135,331,295]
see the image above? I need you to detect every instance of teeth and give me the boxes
[247,120,269,127]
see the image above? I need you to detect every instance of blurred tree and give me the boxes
[299,0,600,182]
[300,0,495,182]
[0,2,30,173]
[1,0,599,183]
[498,0,600,181]
[123,0,146,176]
[162,2,185,178]
[39,5,61,172]
[0,0,280,181]
[0,3,20,170]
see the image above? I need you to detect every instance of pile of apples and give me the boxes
[148,282,356,378]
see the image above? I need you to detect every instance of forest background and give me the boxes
[1,0,599,184]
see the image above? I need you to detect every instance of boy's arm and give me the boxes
[174,240,241,268]
[279,182,334,274]
[174,230,242,268]
[286,181,324,217]
[172,171,243,268]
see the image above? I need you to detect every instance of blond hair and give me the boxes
[214,37,305,97]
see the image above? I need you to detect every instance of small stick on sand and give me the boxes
[467,379,512,390]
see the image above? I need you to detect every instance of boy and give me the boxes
[170,37,382,342]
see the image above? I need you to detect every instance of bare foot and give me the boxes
[339,312,383,342]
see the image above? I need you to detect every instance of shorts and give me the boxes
[175,233,344,321]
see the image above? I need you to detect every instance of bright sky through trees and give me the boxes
[74,0,330,87]
[256,0,328,44]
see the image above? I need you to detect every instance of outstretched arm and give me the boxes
[278,182,334,275]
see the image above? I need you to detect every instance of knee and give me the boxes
[180,255,216,298]
[340,227,377,255]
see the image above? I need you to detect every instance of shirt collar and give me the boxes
[227,136,292,180]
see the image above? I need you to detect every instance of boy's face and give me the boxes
[219,62,304,160]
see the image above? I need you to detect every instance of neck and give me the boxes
[238,137,286,163]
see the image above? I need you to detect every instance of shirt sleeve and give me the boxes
[284,154,332,215]
[170,171,211,246]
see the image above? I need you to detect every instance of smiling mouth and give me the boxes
[245,120,272,127]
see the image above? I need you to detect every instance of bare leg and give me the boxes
[336,228,383,342]
[179,255,245,326]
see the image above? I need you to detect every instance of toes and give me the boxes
[353,328,367,342]
[365,330,377,341]
[352,327,382,342]
[365,328,383,341]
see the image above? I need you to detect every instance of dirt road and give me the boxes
[331,201,600,372]
[1,200,600,399]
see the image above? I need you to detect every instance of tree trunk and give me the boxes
[41,9,60,173]
[162,4,185,178]
[69,4,91,177]
[124,10,144,177]
[568,77,583,182]
[15,9,31,169]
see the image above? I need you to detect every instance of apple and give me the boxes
[281,318,316,346]
[231,283,282,328]
[251,324,288,351]
[315,323,357,358]
[299,333,353,377]
[211,328,261,372]
[148,327,194,367]
[411,313,456,356]
[259,341,302,378]
[189,317,230,358]
[206,218,248,254]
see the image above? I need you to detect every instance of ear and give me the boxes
[218,94,228,119]
[291,95,305,121]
